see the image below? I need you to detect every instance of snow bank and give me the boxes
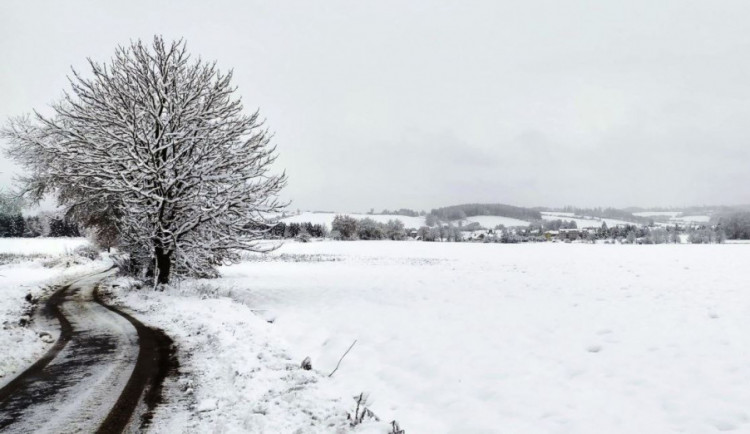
[104,280,388,433]
[202,241,750,433]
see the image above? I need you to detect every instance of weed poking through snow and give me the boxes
[347,393,379,427]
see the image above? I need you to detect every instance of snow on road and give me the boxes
[202,241,750,433]
[0,238,99,386]
[0,267,139,433]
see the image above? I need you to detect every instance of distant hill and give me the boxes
[429,203,541,222]
[555,207,650,225]
[280,211,426,230]
[277,203,744,231]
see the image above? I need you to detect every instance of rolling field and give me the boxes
[210,241,750,433]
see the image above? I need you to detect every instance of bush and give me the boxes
[716,212,750,239]
[73,244,101,260]
[384,219,406,240]
[357,218,385,240]
[460,222,483,232]
[332,215,359,240]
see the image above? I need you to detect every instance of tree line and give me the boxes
[429,203,542,222]
[713,211,750,239]
[0,211,80,238]
[269,215,731,245]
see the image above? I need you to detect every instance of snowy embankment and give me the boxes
[0,238,103,386]
[102,279,386,433]
[183,241,750,433]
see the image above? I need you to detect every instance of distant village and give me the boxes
[269,206,741,245]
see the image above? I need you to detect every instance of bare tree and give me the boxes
[3,36,286,283]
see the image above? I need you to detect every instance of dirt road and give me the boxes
[0,268,174,433]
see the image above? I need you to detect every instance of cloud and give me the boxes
[2,0,750,212]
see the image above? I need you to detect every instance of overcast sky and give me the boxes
[2,1,750,212]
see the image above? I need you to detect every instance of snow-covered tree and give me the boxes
[2,37,286,283]
[357,218,385,240]
[384,219,406,240]
[332,215,358,240]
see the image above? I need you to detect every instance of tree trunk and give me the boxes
[155,246,171,284]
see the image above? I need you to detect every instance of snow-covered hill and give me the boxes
[540,212,633,228]
[633,211,683,218]
[280,211,425,229]
[632,211,712,226]
[279,211,534,230]
[279,208,713,231]
[460,215,530,228]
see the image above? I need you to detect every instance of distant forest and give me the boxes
[556,207,651,224]
[429,203,542,221]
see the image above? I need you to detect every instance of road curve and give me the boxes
[0,267,175,433]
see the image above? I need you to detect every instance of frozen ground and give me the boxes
[194,241,750,433]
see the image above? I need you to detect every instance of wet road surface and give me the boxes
[0,268,174,433]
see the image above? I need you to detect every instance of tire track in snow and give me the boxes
[0,267,176,433]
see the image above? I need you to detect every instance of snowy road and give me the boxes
[0,268,174,433]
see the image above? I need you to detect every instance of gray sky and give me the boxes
[2,0,750,212]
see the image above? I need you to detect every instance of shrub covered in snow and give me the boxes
[73,244,100,261]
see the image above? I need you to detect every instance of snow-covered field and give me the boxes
[632,212,713,225]
[7,237,749,433]
[280,212,426,230]
[105,280,364,433]
[0,237,89,255]
[633,211,684,218]
[460,215,530,228]
[674,215,711,223]
[541,212,632,228]
[190,241,750,433]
